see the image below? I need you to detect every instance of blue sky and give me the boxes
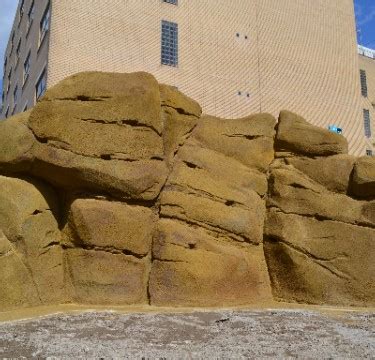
[0,0,17,96]
[355,0,375,48]
[0,0,375,96]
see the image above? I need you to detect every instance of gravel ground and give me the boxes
[0,309,374,359]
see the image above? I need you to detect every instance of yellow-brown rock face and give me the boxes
[0,73,373,311]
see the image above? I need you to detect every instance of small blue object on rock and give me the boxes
[328,125,343,134]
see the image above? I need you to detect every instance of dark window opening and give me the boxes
[360,69,368,97]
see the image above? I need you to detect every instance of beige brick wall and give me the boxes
[256,0,365,155]
[47,0,262,119]
[46,0,367,155]
[2,0,370,155]
[359,53,375,153]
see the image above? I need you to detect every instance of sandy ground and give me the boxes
[0,309,374,359]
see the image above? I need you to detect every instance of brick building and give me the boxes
[1,0,373,155]
[358,45,375,156]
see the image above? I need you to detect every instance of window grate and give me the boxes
[360,70,368,97]
[363,109,372,138]
[366,149,373,156]
[161,20,178,67]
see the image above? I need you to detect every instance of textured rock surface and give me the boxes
[267,164,374,227]
[149,220,272,307]
[286,154,356,193]
[0,176,65,308]
[0,71,374,311]
[265,208,375,306]
[266,125,375,307]
[0,111,34,173]
[351,156,375,198]
[26,72,168,200]
[65,199,155,255]
[0,230,41,311]
[65,249,150,305]
[31,145,169,200]
[63,199,154,304]
[276,110,348,156]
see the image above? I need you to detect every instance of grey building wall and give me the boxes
[1,0,50,118]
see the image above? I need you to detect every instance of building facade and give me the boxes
[358,45,375,156]
[1,0,50,117]
[1,0,373,155]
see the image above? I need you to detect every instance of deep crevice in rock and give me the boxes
[153,257,188,264]
[223,134,265,141]
[162,104,200,118]
[51,95,110,102]
[183,161,200,169]
[78,116,162,135]
[71,243,148,259]
[121,249,148,260]
[100,154,111,161]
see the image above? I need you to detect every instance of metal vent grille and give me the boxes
[360,69,368,97]
[363,109,372,138]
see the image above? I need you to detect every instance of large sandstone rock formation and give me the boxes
[0,71,374,311]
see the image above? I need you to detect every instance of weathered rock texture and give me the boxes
[0,72,374,311]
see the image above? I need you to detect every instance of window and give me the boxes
[23,102,28,112]
[360,70,368,97]
[163,0,178,4]
[16,39,21,64]
[364,109,372,138]
[161,21,178,66]
[36,69,47,100]
[7,68,12,94]
[13,85,19,108]
[10,32,15,54]
[5,106,9,118]
[366,149,373,156]
[39,3,51,45]
[19,0,25,17]
[27,1,35,33]
[23,51,31,84]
